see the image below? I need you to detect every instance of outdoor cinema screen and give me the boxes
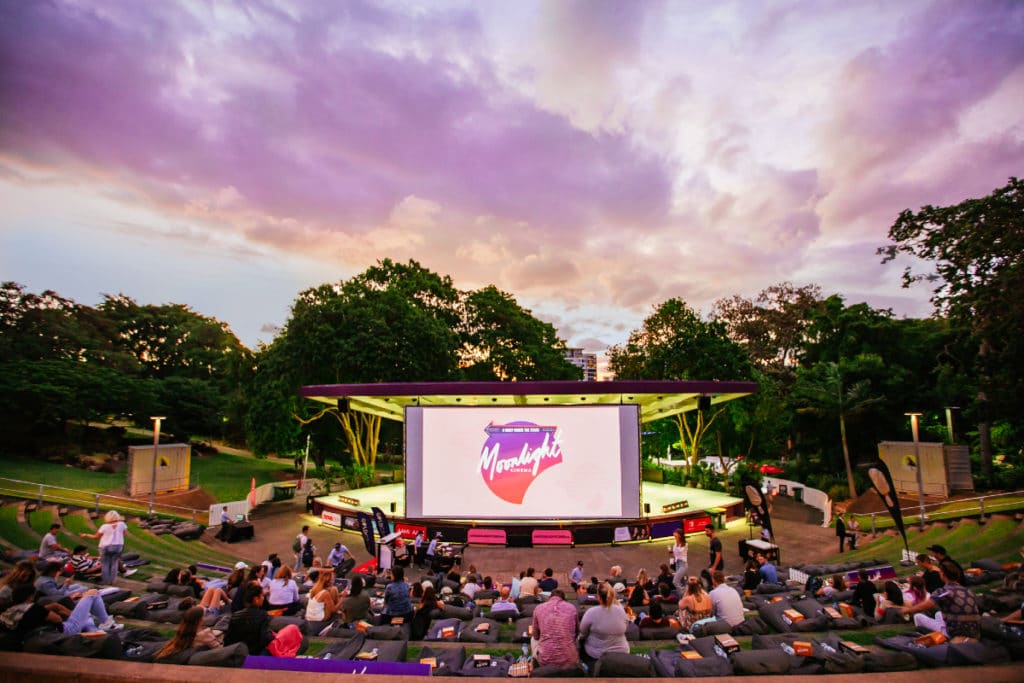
[405,405,641,520]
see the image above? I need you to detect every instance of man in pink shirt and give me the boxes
[531,588,579,668]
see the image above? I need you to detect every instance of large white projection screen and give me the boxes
[405,405,641,520]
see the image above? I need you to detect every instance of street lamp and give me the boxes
[905,412,926,529]
[150,417,165,515]
[945,406,960,444]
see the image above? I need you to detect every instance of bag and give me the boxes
[0,602,31,630]
[267,624,302,658]
[292,537,301,553]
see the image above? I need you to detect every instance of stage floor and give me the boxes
[315,481,742,523]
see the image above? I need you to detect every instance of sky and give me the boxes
[1,0,1022,359]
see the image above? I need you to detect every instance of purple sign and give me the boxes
[243,656,430,676]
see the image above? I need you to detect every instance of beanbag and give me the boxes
[99,589,132,605]
[424,617,462,641]
[863,650,919,672]
[639,621,680,640]
[416,645,466,674]
[751,632,800,650]
[531,663,586,677]
[367,624,408,641]
[187,642,248,667]
[121,639,168,663]
[972,559,1004,571]
[592,651,653,678]
[691,619,731,637]
[320,634,366,660]
[728,648,791,674]
[146,580,169,593]
[730,616,769,636]
[110,593,166,618]
[153,646,198,665]
[876,634,950,666]
[269,615,307,634]
[458,652,514,677]
[458,617,500,643]
[759,599,794,632]
[517,602,537,617]
[167,584,195,598]
[358,638,407,662]
[441,603,473,620]
[651,648,733,677]
[23,631,123,659]
[756,582,787,594]
[625,621,641,641]
[946,640,1010,665]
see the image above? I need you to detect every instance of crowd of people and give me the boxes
[3,509,1021,671]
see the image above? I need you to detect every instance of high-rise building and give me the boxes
[564,347,598,381]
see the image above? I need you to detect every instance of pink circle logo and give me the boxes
[479,421,564,504]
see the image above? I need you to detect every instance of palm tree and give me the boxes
[793,361,883,499]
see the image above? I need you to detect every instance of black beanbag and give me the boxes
[416,645,466,674]
[592,651,653,678]
[729,648,792,674]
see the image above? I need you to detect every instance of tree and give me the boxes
[713,282,822,378]
[791,359,884,498]
[608,298,754,469]
[460,285,580,381]
[879,177,1024,478]
[248,259,464,466]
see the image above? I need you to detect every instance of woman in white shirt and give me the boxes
[79,510,126,585]
[266,565,301,615]
[671,529,688,591]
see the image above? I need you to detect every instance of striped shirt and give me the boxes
[532,595,579,667]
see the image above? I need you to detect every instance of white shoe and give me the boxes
[123,569,137,577]
[99,617,123,631]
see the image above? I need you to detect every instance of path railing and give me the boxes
[0,477,206,521]
[864,489,1024,533]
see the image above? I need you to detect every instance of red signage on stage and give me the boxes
[467,528,507,545]
[395,522,426,540]
[321,510,342,528]
[532,529,572,546]
[683,516,712,534]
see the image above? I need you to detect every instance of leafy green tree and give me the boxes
[460,285,580,381]
[879,177,1024,478]
[791,359,884,498]
[249,259,464,466]
[713,282,822,378]
[608,298,754,468]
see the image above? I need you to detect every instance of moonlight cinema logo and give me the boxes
[478,421,564,504]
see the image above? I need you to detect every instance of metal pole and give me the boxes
[38,484,43,506]
[945,407,958,444]
[150,417,165,516]
[907,413,926,529]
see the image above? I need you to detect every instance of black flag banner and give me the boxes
[371,506,391,538]
[866,460,909,556]
[356,511,376,557]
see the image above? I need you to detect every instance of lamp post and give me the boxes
[905,412,925,529]
[945,406,959,444]
[150,416,165,515]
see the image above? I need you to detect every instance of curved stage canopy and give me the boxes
[300,379,759,423]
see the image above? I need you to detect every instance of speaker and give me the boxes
[643,503,651,514]
[698,395,711,412]
[337,398,350,413]
[390,502,396,513]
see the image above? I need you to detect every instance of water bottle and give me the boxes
[323,652,332,660]
[780,643,795,655]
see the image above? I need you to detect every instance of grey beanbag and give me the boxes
[187,642,248,667]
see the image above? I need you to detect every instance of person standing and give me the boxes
[216,506,232,541]
[79,510,126,585]
[425,532,440,570]
[700,524,723,591]
[847,516,860,549]
[671,529,688,592]
[569,561,584,591]
[835,514,847,553]
[413,530,425,568]
[293,525,309,571]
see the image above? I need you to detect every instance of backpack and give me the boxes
[0,602,31,630]
[292,536,302,553]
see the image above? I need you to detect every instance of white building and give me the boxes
[564,347,598,381]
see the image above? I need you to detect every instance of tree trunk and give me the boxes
[839,414,857,499]
[978,419,994,481]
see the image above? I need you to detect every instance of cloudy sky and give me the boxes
[1,1,1022,356]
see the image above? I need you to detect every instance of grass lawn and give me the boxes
[189,452,295,502]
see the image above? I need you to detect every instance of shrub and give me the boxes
[826,484,848,502]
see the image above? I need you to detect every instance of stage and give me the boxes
[312,482,744,547]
